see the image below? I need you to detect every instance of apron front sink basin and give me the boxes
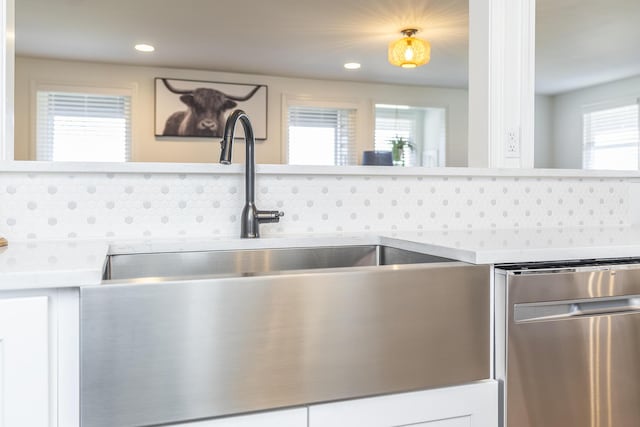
[83,244,490,427]
[103,244,453,281]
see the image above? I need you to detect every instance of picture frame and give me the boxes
[154,77,268,139]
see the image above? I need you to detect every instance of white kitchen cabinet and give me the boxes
[309,381,498,427]
[0,296,49,427]
[167,407,307,427]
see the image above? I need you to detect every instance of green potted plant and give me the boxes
[389,136,414,166]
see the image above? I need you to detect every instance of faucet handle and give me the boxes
[256,210,284,224]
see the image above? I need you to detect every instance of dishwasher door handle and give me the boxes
[514,296,640,323]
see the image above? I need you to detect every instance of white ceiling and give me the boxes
[15,0,640,95]
[535,0,640,94]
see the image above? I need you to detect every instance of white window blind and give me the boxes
[36,91,132,162]
[583,101,640,170]
[287,105,357,166]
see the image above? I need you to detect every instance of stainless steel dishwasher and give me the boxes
[495,258,640,427]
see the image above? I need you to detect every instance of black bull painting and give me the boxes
[155,78,267,138]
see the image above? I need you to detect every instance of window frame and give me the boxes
[581,96,640,170]
[30,81,137,162]
[281,94,368,165]
[373,102,449,167]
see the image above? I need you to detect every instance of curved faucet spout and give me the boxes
[219,110,283,238]
[219,110,251,166]
[219,110,255,206]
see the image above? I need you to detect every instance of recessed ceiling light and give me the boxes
[135,44,155,53]
[344,62,361,70]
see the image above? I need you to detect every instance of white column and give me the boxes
[0,0,14,161]
[468,0,536,168]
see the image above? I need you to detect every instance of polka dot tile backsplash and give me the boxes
[0,170,633,241]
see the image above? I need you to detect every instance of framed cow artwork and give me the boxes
[154,78,268,139]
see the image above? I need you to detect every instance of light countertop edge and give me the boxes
[0,240,109,290]
[2,160,640,179]
[3,226,640,290]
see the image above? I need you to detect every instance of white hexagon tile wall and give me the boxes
[0,171,632,241]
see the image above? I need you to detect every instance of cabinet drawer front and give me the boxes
[309,381,497,427]
[166,407,307,427]
[0,297,49,427]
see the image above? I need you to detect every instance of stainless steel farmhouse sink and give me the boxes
[103,244,454,280]
[81,245,490,427]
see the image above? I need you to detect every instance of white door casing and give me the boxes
[0,0,13,161]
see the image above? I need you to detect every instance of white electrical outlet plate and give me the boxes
[505,129,520,158]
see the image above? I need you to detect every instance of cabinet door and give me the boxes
[0,296,49,427]
[309,381,498,427]
[166,407,307,427]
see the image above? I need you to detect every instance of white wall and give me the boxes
[550,74,640,169]
[534,94,553,168]
[14,56,469,166]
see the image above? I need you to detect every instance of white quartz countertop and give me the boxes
[382,225,640,264]
[2,225,640,290]
[0,240,108,290]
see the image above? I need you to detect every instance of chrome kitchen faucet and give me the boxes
[219,110,283,238]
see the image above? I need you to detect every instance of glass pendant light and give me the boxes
[388,29,430,68]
